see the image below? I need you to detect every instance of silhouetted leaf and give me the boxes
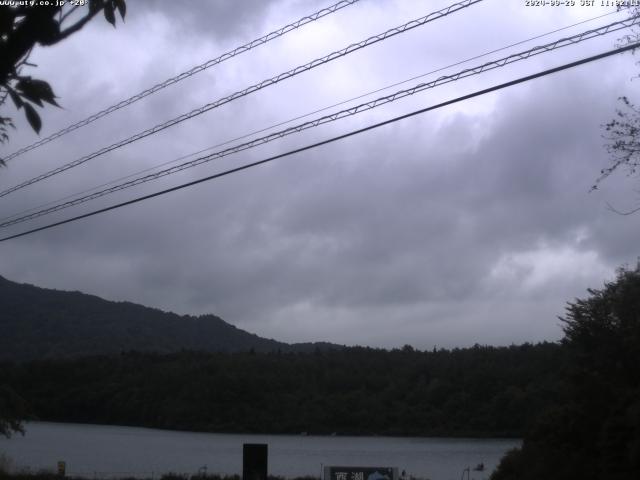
[7,88,23,109]
[0,118,15,130]
[16,78,59,107]
[23,103,42,134]
[16,78,42,106]
[114,0,126,20]
[104,2,116,26]
[16,77,59,107]
[0,116,15,129]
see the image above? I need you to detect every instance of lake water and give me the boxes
[0,422,520,480]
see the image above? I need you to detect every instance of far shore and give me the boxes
[15,420,523,441]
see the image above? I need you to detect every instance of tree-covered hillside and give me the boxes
[2,343,563,437]
[0,275,335,361]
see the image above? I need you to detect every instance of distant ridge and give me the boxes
[0,275,340,361]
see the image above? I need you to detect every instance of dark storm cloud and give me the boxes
[1,0,638,348]
[37,69,621,336]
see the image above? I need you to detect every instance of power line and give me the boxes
[0,0,483,199]
[1,0,361,162]
[1,14,635,229]
[2,9,621,225]
[1,41,637,244]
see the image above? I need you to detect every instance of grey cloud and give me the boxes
[133,0,277,42]
[1,0,638,349]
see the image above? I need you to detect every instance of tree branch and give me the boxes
[56,2,104,42]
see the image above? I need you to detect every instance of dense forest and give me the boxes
[1,343,564,438]
[491,264,640,480]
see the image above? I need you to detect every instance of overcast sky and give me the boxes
[1,0,639,349]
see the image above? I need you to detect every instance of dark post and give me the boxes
[243,443,268,480]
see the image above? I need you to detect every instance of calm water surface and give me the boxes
[0,422,520,480]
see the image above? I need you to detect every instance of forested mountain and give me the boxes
[2,343,564,437]
[0,275,567,438]
[0,275,335,361]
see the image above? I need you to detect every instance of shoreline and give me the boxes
[16,421,522,441]
[1,422,517,480]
